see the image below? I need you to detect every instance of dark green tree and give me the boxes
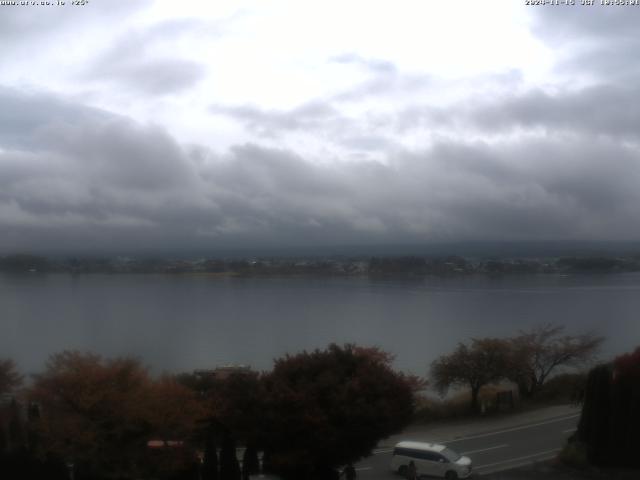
[576,346,640,467]
[219,433,241,480]
[202,430,219,480]
[241,444,259,479]
[7,398,25,453]
[577,364,612,465]
[609,347,640,463]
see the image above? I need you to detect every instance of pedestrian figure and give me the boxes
[407,460,417,480]
[343,463,356,480]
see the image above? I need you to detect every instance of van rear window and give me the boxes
[393,447,440,461]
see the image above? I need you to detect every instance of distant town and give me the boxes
[1,252,640,276]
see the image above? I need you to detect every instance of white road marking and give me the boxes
[461,444,508,455]
[444,414,580,443]
[355,467,371,471]
[372,413,578,463]
[562,428,577,433]
[474,448,561,470]
[477,454,561,475]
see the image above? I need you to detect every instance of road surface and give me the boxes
[355,410,579,479]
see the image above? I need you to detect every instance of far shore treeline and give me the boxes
[0,324,627,480]
[2,252,640,276]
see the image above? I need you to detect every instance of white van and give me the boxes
[390,441,472,479]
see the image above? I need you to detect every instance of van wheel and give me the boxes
[445,471,458,480]
[398,465,408,477]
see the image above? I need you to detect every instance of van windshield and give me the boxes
[441,448,461,462]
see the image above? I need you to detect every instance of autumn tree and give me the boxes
[261,344,419,479]
[430,338,512,412]
[0,359,23,395]
[178,368,265,479]
[144,375,206,443]
[28,351,205,480]
[0,358,24,459]
[206,371,265,446]
[28,352,151,479]
[140,375,207,479]
[508,324,603,398]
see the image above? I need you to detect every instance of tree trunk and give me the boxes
[202,430,218,480]
[470,386,481,412]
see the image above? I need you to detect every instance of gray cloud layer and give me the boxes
[81,18,213,95]
[2,81,640,253]
[2,6,640,253]
[532,4,640,82]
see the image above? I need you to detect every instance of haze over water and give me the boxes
[3,272,637,376]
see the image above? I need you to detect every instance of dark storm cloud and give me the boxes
[2,86,640,253]
[0,87,116,150]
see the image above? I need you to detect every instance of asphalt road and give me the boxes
[355,412,580,479]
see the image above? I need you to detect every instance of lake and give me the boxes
[1,273,638,376]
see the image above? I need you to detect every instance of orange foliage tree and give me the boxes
[28,351,205,480]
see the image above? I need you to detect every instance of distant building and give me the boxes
[194,364,252,381]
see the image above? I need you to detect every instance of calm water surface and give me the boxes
[1,273,638,375]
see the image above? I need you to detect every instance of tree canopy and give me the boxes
[430,338,511,411]
[28,351,204,480]
[0,359,23,395]
[261,344,419,479]
[430,325,604,409]
[509,324,603,397]
[576,346,640,467]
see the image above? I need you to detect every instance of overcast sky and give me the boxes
[1,0,640,254]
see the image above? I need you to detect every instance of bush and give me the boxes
[576,346,640,467]
[414,385,517,422]
[531,372,587,405]
[413,395,470,422]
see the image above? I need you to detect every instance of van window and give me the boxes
[441,447,460,462]
[419,451,441,462]
[393,448,443,462]
[394,447,416,457]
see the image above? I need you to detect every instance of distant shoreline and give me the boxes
[2,252,640,276]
